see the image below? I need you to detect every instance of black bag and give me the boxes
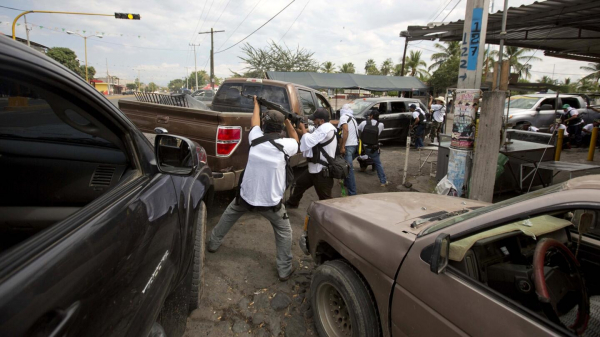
[417,109,427,125]
[360,120,380,146]
[312,135,350,179]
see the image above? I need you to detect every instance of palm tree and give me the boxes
[580,63,600,84]
[392,64,403,76]
[428,41,460,71]
[339,62,356,74]
[537,75,558,85]
[483,48,496,78]
[405,50,429,78]
[364,59,378,75]
[380,58,393,76]
[320,61,336,73]
[491,46,541,79]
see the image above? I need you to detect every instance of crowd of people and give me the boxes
[537,104,600,149]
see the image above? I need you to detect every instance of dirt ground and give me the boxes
[184,137,600,336]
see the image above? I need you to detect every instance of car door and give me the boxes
[390,188,596,336]
[315,92,333,119]
[0,50,182,337]
[379,101,404,140]
[535,97,558,131]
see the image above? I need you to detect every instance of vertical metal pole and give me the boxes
[194,45,198,91]
[588,127,598,161]
[24,15,31,47]
[211,28,215,90]
[495,0,509,90]
[400,37,409,77]
[106,58,110,95]
[84,37,89,83]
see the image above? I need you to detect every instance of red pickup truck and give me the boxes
[119,78,334,192]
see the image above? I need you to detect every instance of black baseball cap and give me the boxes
[409,104,417,109]
[308,108,330,121]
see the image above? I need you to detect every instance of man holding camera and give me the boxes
[207,96,300,282]
[286,108,337,208]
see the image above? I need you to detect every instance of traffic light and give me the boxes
[115,13,141,20]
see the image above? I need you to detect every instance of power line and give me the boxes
[86,37,190,51]
[213,0,232,29]
[429,0,455,23]
[216,0,295,54]
[278,0,310,43]
[188,0,209,43]
[216,0,263,51]
[193,0,216,44]
[441,0,462,22]
[0,5,26,11]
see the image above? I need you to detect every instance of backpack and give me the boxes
[311,135,350,179]
[414,108,427,125]
[360,120,380,146]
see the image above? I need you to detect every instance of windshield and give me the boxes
[506,97,539,109]
[348,100,374,115]
[420,183,564,236]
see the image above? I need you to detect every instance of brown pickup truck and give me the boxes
[120,78,334,191]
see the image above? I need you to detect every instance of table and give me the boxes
[519,161,600,190]
[418,146,438,176]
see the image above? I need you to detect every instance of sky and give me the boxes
[0,0,594,87]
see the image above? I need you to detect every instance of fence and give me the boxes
[133,92,189,108]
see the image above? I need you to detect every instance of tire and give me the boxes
[158,201,207,337]
[311,260,380,337]
[189,201,207,313]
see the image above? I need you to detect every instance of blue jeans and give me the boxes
[415,124,425,149]
[366,147,387,184]
[343,145,358,195]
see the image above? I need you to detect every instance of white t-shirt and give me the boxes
[566,107,583,125]
[241,126,299,207]
[300,122,337,174]
[431,104,446,123]
[338,114,359,147]
[550,124,569,136]
[412,108,426,122]
[358,119,384,135]
[583,123,594,133]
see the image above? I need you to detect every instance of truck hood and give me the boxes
[308,193,489,278]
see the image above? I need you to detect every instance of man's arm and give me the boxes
[340,124,349,155]
[296,122,307,137]
[285,119,299,143]
[251,96,260,127]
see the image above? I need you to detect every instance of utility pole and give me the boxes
[399,31,410,77]
[184,66,191,89]
[133,69,141,92]
[189,43,201,91]
[445,0,490,199]
[24,15,31,47]
[199,28,225,90]
[106,58,110,95]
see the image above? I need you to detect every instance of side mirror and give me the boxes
[430,233,450,274]
[155,134,198,176]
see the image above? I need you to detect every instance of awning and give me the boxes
[265,71,427,91]
[406,0,600,63]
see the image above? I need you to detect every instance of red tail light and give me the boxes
[216,126,242,157]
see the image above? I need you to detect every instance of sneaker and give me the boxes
[380,181,390,187]
[279,266,296,282]
[285,201,299,209]
[207,243,219,253]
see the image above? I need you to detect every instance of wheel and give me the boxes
[158,201,207,337]
[189,201,207,313]
[311,260,380,337]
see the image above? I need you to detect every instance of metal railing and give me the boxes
[134,92,189,108]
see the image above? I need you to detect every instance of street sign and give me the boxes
[115,13,141,20]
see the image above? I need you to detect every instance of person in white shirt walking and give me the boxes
[429,96,446,144]
[358,110,389,187]
[208,96,300,281]
[338,104,359,195]
[286,108,337,208]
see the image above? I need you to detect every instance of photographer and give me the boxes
[286,108,337,208]
[207,96,300,282]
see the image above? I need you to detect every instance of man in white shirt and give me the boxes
[562,104,584,146]
[286,108,337,208]
[409,103,426,149]
[429,96,446,144]
[338,104,359,195]
[582,119,599,147]
[208,96,300,281]
[357,110,389,187]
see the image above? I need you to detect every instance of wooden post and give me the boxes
[555,128,564,161]
[469,91,505,202]
[499,60,510,91]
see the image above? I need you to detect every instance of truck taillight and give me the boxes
[216,126,242,157]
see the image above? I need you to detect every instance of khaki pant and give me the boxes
[430,120,443,143]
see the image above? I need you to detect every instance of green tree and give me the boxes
[578,78,599,92]
[392,64,403,76]
[339,62,356,74]
[147,82,158,92]
[126,83,137,90]
[237,41,319,77]
[537,75,558,86]
[47,47,83,76]
[559,77,577,93]
[429,41,461,71]
[405,50,428,78]
[380,58,393,76]
[364,59,379,75]
[320,61,336,73]
[580,63,600,84]
[168,79,184,91]
[186,70,209,90]
[429,56,459,95]
[79,65,96,79]
[491,46,541,79]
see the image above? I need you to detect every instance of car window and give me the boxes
[348,100,374,115]
[260,85,291,112]
[299,89,316,115]
[561,97,581,109]
[315,93,331,111]
[391,102,407,113]
[214,83,243,107]
[538,98,556,109]
[506,97,539,109]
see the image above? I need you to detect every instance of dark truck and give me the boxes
[120,78,334,192]
[0,36,212,337]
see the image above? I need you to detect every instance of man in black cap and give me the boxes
[208,96,300,281]
[409,103,427,149]
[286,108,337,208]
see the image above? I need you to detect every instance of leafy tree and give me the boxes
[186,70,209,89]
[578,78,599,92]
[580,63,600,84]
[559,77,577,93]
[80,65,96,79]
[537,75,558,86]
[147,82,158,92]
[429,41,460,71]
[168,79,184,91]
[339,62,356,74]
[364,59,379,75]
[406,50,428,78]
[491,46,541,79]
[380,58,394,76]
[126,83,137,90]
[392,64,403,76]
[429,56,459,95]
[320,61,336,73]
[47,47,84,76]
[237,41,319,77]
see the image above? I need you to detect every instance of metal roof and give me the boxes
[265,71,427,91]
[406,0,600,63]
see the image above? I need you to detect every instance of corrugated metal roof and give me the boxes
[407,0,600,62]
[265,71,427,91]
